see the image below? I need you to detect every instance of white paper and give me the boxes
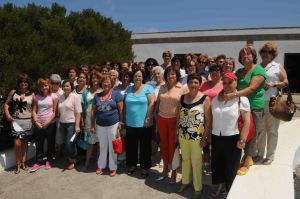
[12,119,32,132]
[70,133,77,142]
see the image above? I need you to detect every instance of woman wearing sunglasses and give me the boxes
[4,73,34,174]
[259,42,288,165]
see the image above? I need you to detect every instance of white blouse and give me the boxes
[264,61,280,100]
[212,96,250,136]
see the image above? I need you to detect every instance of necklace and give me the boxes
[100,89,112,101]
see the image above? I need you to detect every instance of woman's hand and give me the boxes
[236,140,246,149]
[144,118,151,128]
[6,115,14,122]
[35,121,43,129]
[90,127,96,134]
[264,82,273,90]
[75,126,81,134]
[118,122,123,131]
[200,138,207,148]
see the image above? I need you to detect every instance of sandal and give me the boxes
[263,159,273,165]
[14,164,21,174]
[21,162,28,171]
[237,166,249,176]
[240,157,254,167]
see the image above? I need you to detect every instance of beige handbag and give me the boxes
[269,87,297,121]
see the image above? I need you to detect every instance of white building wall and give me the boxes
[133,40,300,68]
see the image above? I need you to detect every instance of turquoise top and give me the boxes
[124,84,154,127]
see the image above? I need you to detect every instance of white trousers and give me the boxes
[96,123,118,170]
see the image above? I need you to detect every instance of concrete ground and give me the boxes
[0,152,215,199]
[295,165,300,199]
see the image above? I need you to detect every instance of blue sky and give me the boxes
[1,0,300,33]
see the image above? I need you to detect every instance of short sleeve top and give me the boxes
[58,93,82,123]
[124,84,154,127]
[212,96,250,136]
[236,65,267,110]
[158,82,186,118]
[93,89,123,127]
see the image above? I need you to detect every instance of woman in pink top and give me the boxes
[200,63,223,100]
[199,63,223,174]
[30,78,58,172]
[155,66,186,183]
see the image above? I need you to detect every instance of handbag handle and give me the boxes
[278,86,294,104]
[115,128,121,139]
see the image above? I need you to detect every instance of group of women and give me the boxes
[4,41,288,198]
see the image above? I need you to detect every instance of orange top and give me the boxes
[158,82,187,118]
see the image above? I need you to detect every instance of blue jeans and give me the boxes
[59,123,77,161]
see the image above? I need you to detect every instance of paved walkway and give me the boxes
[0,153,215,199]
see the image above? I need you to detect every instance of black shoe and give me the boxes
[127,167,136,175]
[141,172,149,178]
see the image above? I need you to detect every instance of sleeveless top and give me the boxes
[178,95,207,140]
[10,90,33,135]
[264,61,280,100]
[11,90,33,119]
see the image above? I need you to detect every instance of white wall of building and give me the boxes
[133,40,300,69]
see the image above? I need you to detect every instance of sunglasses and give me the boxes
[52,82,60,85]
[209,69,221,72]
[18,80,29,84]
[223,80,233,85]
[261,50,272,55]
[199,61,208,65]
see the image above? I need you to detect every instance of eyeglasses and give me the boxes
[18,80,29,84]
[223,80,233,85]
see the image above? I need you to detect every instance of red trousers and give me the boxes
[156,115,177,163]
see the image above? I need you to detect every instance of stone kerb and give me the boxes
[227,118,300,199]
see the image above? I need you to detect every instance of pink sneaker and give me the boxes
[30,164,40,173]
[45,161,51,169]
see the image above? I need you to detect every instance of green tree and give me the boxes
[0,3,133,96]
